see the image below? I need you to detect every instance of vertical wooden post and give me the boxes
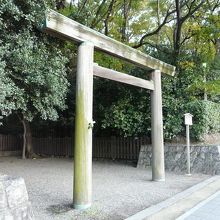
[150,70,165,181]
[74,42,94,209]
[186,124,191,175]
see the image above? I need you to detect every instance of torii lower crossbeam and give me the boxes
[93,64,154,90]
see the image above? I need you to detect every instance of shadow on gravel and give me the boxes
[47,203,73,214]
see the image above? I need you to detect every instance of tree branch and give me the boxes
[90,0,107,28]
[137,41,171,55]
[133,5,176,48]
[180,33,194,46]
[180,0,205,24]
[104,0,117,36]
[77,0,89,15]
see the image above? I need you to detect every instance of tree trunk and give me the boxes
[21,119,33,159]
[25,120,33,158]
[21,120,26,159]
[104,0,116,36]
[173,0,181,63]
[121,0,131,42]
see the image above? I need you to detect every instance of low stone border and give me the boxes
[0,175,34,219]
[137,145,220,174]
[126,176,220,220]
[176,190,220,220]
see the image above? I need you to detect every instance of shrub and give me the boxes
[185,100,220,140]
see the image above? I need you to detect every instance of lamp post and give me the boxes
[184,113,193,176]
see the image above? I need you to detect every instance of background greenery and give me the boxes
[186,100,220,140]
[1,0,220,148]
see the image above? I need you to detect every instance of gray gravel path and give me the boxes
[0,157,210,220]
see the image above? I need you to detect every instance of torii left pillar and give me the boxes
[74,42,94,210]
[151,70,165,181]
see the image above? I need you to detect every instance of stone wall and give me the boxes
[0,175,34,219]
[137,145,220,175]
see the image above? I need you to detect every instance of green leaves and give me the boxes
[102,97,150,137]
[185,100,220,140]
[0,0,69,123]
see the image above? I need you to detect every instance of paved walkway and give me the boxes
[178,191,220,220]
[126,176,220,220]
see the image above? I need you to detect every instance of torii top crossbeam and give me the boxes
[42,10,175,76]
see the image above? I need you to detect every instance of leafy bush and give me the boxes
[101,97,151,137]
[185,100,220,140]
[163,96,184,140]
[0,0,69,121]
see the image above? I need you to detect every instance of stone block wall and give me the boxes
[137,145,220,175]
[0,175,34,220]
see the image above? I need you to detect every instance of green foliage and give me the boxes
[59,0,148,43]
[0,45,19,117]
[102,95,151,137]
[55,1,220,141]
[185,100,220,140]
[0,0,69,122]
[94,49,220,139]
[162,94,184,140]
[186,55,220,99]
[2,0,217,140]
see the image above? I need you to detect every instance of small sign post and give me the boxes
[184,113,193,176]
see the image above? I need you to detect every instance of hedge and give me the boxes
[185,100,220,140]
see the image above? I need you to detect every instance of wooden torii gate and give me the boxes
[42,10,175,210]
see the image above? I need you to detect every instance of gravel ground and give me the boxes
[0,157,210,220]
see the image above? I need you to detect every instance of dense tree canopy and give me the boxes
[1,0,220,142]
[0,0,70,157]
[59,0,220,139]
[0,0,69,121]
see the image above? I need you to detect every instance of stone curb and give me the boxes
[125,176,220,220]
[176,190,220,220]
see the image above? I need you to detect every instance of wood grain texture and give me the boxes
[93,64,154,90]
[42,10,175,76]
[150,70,165,181]
[74,42,94,209]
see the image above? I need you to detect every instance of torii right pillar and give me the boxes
[151,70,165,181]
